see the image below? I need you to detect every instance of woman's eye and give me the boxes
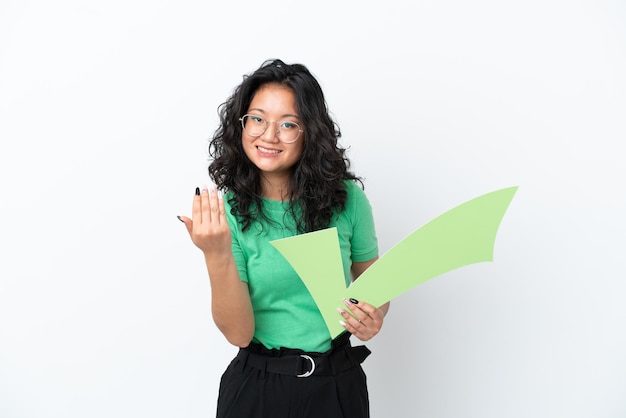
[281,122,297,130]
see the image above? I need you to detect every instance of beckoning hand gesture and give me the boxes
[178,185,232,257]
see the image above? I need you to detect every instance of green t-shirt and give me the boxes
[224,180,378,353]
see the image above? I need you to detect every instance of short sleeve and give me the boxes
[346,181,379,262]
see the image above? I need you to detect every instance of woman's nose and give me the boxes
[260,121,280,142]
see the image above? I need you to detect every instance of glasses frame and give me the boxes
[239,114,304,144]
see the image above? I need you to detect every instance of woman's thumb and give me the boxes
[177,215,192,234]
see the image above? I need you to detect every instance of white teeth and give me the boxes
[257,146,281,154]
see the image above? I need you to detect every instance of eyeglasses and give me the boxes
[239,114,303,144]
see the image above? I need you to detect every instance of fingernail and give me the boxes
[195,187,200,196]
[201,184,208,193]
[349,298,359,304]
[337,308,347,316]
[176,215,184,223]
[339,320,346,327]
[209,185,217,194]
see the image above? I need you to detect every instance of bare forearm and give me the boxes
[205,253,255,347]
[351,257,391,318]
[379,301,390,317]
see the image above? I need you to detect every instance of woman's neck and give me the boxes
[260,175,291,201]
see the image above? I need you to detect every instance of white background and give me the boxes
[1,0,625,417]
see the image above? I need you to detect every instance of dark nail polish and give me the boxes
[177,215,184,223]
[349,298,359,304]
[195,187,200,196]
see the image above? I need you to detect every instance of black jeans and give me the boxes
[216,333,371,418]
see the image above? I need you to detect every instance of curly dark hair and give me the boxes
[208,58,362,233]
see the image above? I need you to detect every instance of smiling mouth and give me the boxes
[257,146,282,154]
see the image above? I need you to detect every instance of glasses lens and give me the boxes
[241,115,266,136]
[277,121,301,143]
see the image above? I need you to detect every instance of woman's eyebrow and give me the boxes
[246,109,301,120]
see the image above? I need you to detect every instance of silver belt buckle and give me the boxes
[296,354,316,378]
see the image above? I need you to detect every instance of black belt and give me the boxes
[236,340,371,378]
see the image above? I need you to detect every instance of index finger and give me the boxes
[349,298,377,316]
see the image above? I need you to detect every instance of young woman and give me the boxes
[179,59,389,418]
